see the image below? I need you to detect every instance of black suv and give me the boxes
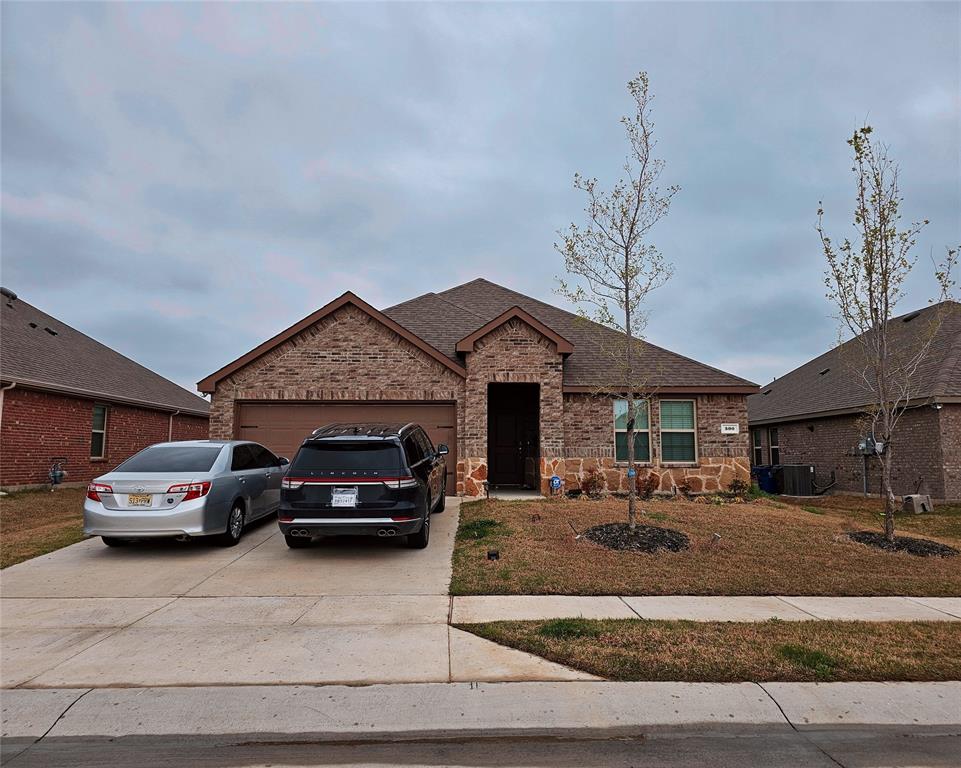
[278,423,448,549]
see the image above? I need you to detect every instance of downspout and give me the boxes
[168,410,180,442]
[0,381,16,433]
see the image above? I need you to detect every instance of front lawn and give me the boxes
[457,619,961,682]
[1,486,87,568]
[450,496,961,596]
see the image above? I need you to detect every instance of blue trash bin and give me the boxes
[752,465,776,494]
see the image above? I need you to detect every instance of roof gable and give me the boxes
[0,295,209,415]
[198,292,466,392]
[455,306,574,354]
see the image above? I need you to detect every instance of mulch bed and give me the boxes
[583,522,689,553]
[847,531,959,558]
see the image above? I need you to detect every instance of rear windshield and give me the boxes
[291,442,403,472]
[115,445,223,473]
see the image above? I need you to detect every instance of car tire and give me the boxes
[434,485,446,513]
[284,534,312,549]
[101,536,127,547]
[406,497,431,549]
[215,503,245,547]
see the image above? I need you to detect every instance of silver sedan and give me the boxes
[83,440,288,547]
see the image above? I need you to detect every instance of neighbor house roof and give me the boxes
[0,293,210,416]
[748,301,961,425]
[198,278,757,394]
[384,278,757,391]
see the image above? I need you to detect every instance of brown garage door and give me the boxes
[236,402,457,494]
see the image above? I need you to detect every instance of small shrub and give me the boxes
[457,519,503,541]
[728,477,750,497]
[677,479,694,498]
[537,618,603,640]
[777,644,838,680]
[581,469,604,496]
[636,473,660,500]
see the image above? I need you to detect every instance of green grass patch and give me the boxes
[801,505,825,515]
[777,644,838,679]
[456,518,505,541]
[537,618,604,640]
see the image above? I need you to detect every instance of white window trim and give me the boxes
[752,428,763,466]
[659,399,698,465]
[768,427,780,464]
[613,398,651,464]
[91,404,108,459]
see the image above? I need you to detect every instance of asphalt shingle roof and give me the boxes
[383,278,756,390]
[748,301,961,424]
[0,294,210,416]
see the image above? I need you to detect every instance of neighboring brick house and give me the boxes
[199,278,756,496]
[0,292,209,489]
[747,301,961,502]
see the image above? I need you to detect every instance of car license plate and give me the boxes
[128,493,152,507]
[331,487,358,508]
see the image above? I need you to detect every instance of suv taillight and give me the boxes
[282,477,305,490]
[86,483,113,502]
[387,476,418,489]
[167,481,211,501]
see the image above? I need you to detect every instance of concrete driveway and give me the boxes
[1,499,590,688]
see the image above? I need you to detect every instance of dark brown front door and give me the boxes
[487,383,539,488]
[236,401,457,495]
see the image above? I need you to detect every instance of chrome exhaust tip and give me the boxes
[386,529,397,536]
[377,529,388,537]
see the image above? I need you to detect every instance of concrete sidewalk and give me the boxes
[451,595,961,623]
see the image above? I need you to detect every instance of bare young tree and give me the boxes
[556,71,678,529]
[818,125,957,541]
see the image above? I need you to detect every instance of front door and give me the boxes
[487,383,539,488]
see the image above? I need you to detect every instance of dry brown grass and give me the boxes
[1,486,87,568]
[450,495,961,596]
[459,619,961,682]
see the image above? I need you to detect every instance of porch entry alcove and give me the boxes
[487,383,540,489]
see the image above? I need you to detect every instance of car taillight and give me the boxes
[86,483,112,502]
[282,477,305,490]
[167,481,211,501]
[388,476,418,489]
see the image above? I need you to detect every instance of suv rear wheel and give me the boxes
[406,497,431,549]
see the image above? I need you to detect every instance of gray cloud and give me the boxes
[2,1,958,393]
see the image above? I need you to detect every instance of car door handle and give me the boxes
[240,478,246,484]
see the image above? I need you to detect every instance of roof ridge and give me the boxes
[1,298,208,407]
[441,277,757,387]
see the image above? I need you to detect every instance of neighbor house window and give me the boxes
[752,429,763,466]
[91,405,108,459]
[614,399,650,462]
[768,427,780,464]
[660,400,697,463]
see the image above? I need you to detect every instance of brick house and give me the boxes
[0,292,209,489]
[199,279,756,496]
[747,301,961,502]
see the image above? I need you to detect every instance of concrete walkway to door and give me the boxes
[1,498,592,689]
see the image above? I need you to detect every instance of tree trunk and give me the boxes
[626,273,636,530]
[881,447,896,542]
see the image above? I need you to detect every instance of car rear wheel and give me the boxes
[284,534,312,548]
[215,503,245,547]
[434,485,446,513]
[101,536,127,547]
[406,497,431,549]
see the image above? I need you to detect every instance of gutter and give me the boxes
[0,378,209,418]
[748,396,961,427]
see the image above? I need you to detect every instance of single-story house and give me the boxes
[0,291,210,489]
[199,278,756,496]
[747,301,961,502]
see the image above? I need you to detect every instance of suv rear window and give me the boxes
[291,441,403,472]
[116,445,223,473]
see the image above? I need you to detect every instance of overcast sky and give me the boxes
[3,2,958,395]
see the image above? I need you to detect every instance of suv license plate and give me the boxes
[331,487,358,508]
[128,494,151,507]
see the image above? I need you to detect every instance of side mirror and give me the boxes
[437,444,449,456]
[277,457,290,466]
